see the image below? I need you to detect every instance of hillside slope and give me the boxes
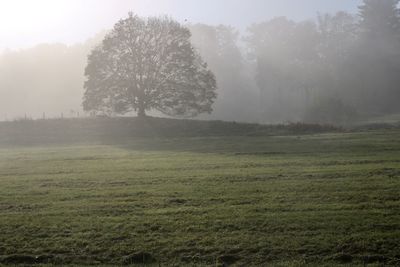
[0,117,340,147]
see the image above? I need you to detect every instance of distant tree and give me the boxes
[355,0,400,113]
[189,24,259,122]
[317,12,358,64]
[315,12,359,107]
[359,0,400,39]
[83,13,217,117]
[246,17,322,122]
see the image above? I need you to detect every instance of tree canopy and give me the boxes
[83,13,217,117]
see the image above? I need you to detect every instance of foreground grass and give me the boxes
[0,130,399,266]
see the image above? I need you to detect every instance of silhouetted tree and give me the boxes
[83,13,217,117]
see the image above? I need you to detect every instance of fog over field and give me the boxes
[1,1,400,266]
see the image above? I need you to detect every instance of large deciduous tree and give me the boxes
[83,13,217,117]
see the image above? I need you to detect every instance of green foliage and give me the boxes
[0,130,399,266]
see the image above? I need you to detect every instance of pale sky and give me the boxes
[0,0,361,51]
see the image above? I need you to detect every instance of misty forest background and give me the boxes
[1,1,400,125]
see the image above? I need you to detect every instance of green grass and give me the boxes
[0,130,399,266]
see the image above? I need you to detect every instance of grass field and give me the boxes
[0,127,400,266]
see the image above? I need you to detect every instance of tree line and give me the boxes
[190,0,400,124]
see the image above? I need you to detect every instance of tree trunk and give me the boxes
[138,106,146,117]
[137,88,147,117]
[137,97,146,117]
